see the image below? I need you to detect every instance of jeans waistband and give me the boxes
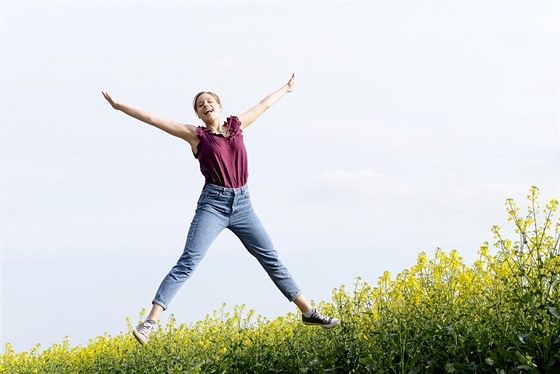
[203,183,249,195]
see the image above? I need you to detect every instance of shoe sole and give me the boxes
[133,329,147,345]
[303,320,341,329]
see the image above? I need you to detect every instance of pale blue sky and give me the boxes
[2,1,558,353]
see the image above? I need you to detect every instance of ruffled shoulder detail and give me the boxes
[224,116,242,138]
[196,116,241,142]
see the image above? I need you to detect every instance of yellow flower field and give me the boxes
[2,187,559,373]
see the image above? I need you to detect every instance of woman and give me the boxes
[102,74,340,345]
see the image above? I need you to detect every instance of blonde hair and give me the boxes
[192,91,221,114]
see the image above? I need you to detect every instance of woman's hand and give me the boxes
[237,73,297,130]
[102,91,119,110]
[100,91,198,148]
[286,73,296,93]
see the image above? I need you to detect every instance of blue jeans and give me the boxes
[152,184,302,310]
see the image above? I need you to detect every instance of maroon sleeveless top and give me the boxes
[194,116,248,188]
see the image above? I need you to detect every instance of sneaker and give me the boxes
[302,309,341,329]
[133,319,156,345]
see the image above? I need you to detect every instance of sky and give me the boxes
[1,0,558,353]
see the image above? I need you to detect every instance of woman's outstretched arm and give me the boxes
[102,91,198,147]
[237,74,295,130]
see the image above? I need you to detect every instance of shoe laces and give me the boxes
[138,320,156,336]
[310,309,333,323]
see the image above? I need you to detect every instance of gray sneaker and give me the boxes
[133,319,156,345]
[302,309,341,329]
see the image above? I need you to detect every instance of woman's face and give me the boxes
[195,93,222,122]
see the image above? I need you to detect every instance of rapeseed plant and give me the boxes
[1,187,558,373]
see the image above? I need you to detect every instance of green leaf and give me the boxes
[515,351,528,365]
[548,305,560,319]
[359,356,373,366]
[445,363,457,373]
[517,332,531,344]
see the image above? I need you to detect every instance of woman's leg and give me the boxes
[146,303,164,322]
[151,206,227,313]
[293,294,313,313]
[229,188,340,328]
[229,205,303,303]
[133,189,229,345]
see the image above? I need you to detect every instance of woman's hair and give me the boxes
[192,91,221,114]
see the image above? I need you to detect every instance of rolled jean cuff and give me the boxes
[288,289,303,302]
[152,299,167,311]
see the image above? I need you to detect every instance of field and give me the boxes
[2,187,559,373]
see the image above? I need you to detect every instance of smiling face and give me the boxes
[193,91,222,123]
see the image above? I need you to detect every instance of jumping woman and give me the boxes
[102,74,340,345]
